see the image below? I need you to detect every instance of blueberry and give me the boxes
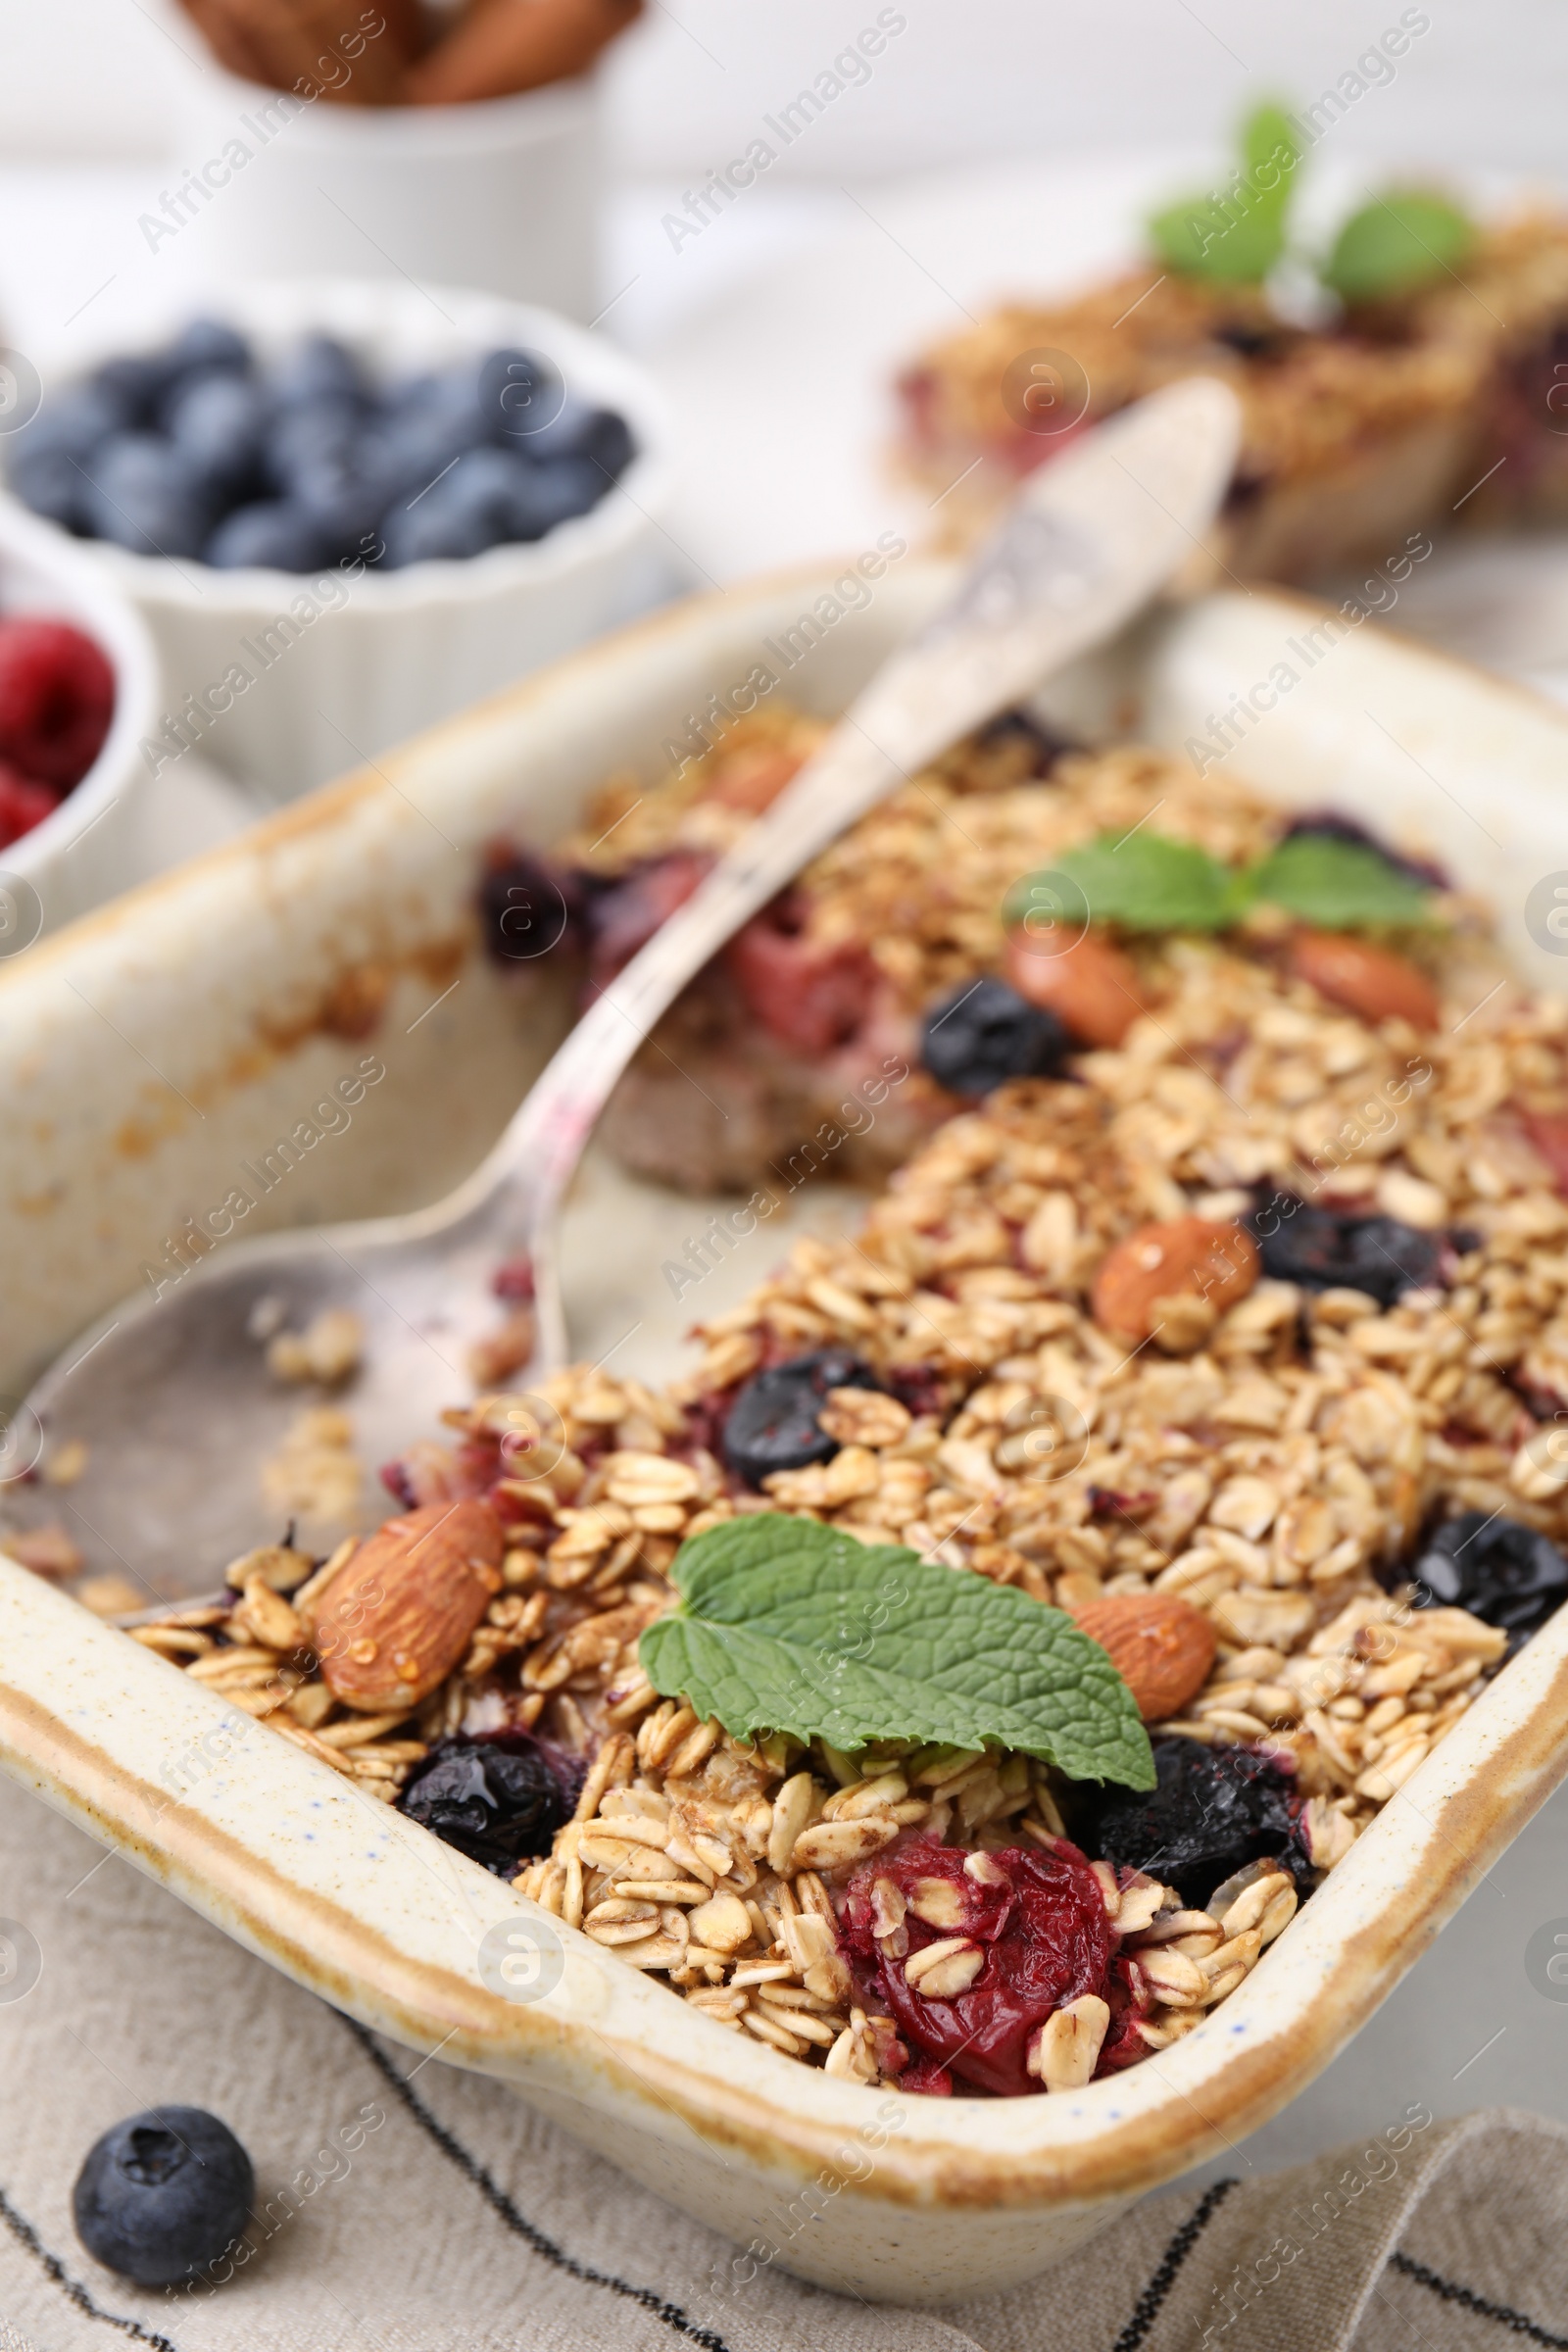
[1248,1199,1442,1307]
[78,435,212,558]
[972,707,1071,774]
[265,396,365,490]
[721,1348,884,1489]
[1401,1511,1568,1646]
[368,375,490,506]
[8,444,90,531]
[166,372,269,500]
[91,353,172,427]
[1085,1735,1309,1909]
[269,332,364,410]
[920,975,1068,1098]
[205,500,328,571]
[165,317,252,380]
[520,398,634,480]
[479,848,585,962]
[499,456,605,541]
[479,346,564,441]
[73,2107,253,2286]
[24,380,129,463]
[398,1734,570,1874]
[379,446,539,564]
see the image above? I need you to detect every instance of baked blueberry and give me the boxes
[73,2107,254,2286]
[398,1734,570,1874]
[721,1348,883,1488]
[1249,1199,1441,1307]
[1403,1511,1568,1645]
[1085,1735,1308,1908]
[920,975,1069,1098]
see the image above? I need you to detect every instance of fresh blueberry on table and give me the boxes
[721,1348,885,1488]
[920,974,1069,1097]
[73,2107,254,2286]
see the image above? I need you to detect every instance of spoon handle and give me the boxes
[463,379,1243,1363]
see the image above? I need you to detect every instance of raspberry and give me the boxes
[725,895,879,1054]
[0,618,115,788]
[0,762,62,849]
[840,1836,1115,2096]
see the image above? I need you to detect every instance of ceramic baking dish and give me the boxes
[4,565,1568,2304]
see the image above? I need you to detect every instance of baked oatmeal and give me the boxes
[122,724,1568,2098]
[896,115,1568,573]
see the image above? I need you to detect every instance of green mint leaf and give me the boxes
[1051,832,1234,932]
[1149,102,1301,284]
[1324,189,1474,303]
[639,1515,1154,1790]
[1247,833,1435,928]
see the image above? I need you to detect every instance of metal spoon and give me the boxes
[15,379,1240,1598]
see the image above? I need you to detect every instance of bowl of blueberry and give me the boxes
[0,493,158,927]
[3,279,673,796]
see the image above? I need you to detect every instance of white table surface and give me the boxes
[2,158,1565,2182]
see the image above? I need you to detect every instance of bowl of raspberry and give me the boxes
[0,493,157,927]
[3,279,673,799]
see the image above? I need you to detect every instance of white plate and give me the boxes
[647,148,1568,700]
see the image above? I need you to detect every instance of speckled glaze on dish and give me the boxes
[4,567,1568,2301]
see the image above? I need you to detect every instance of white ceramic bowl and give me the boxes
[9,278,674,800]
[0,493,159,934]
[165,59,601,319]
[4,568,1568,2302]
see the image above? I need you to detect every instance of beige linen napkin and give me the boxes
[0,1780,1563,2352]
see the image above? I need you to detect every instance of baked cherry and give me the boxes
[839,1836,1115,2097]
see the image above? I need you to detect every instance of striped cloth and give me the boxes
[0,1779,1564,2352]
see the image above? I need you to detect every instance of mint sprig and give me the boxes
[1324,190,1474,304]
[639,1516,1154,1790]
[1245,833,1434,927]
[1148,102,1301,285]
[1008,828,1435,940]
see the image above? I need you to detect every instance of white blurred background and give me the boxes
[2,0,1567,176]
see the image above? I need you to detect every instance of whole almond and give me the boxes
[316,1497,504,1714]
[1092,1215,1258,1342]
[1005,927,1147,1047]
[1290,930,1438,1030]
[1070,1592,1217,1723]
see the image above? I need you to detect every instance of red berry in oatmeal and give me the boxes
[841,1837,1117,2096]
